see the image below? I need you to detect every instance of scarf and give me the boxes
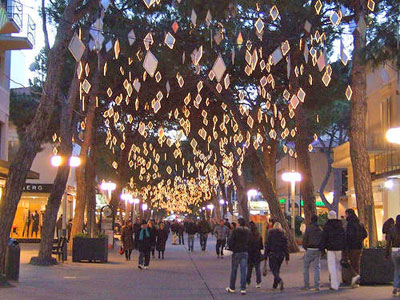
[139,228,150,241]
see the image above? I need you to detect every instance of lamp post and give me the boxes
[219,199,225,219]
[51,154,81,239]
[282,171,302,236]
[132,198,140,221]
[207,204,214,219]
[120,192,133,222]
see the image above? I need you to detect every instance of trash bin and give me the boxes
[5,239,20,281]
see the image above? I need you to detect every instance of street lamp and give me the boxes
[282,171,302,236]
[207,204,214,219]
[120,192,132,221]
[100,181,116,199]
[386,127,400,144]
[219,199,225,219]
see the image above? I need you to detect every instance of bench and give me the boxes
[52,237,66,262]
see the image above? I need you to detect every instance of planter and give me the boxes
[72,237,108,263]
[360,248,393,285]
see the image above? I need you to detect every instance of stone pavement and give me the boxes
[1,237,393,300]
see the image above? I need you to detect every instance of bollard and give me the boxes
[5,239,20,281]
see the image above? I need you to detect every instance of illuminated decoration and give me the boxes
[51,155,62,167]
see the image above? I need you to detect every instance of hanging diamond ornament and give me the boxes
[191,9,197,26]
[128,29,136,46]
[314,0,322,15]
[345,85,352,101]
[255,18,264,33]
[143,51,158,77]
[270,5,279,21]
[172,21,179,33]
[212,55,226,83]
[164,32,176,49]
[205,10,212,27]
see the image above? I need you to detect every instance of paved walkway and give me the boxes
[1,237,393,300]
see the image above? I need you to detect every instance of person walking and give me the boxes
[383,217,395,241]
[386,215,400,296]
[198,218,211,251]
[264,222,289,291]
[156,223,169,259]
[343,209,368,288]
[31,210,40,238]
[121,221,134,261]
[246,221,263,288]
[148,220,157,258]
[133,218,141,250]
[178,222,185,245]
[226,218,250,295]
[320,210,346,290]
[137,220,152,269]
[186,218,197,252]
[214,219,230,258]
[302,215,323,291]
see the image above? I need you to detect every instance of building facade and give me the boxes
[333,62,400,240]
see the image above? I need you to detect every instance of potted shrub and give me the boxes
[72,233,108,263]
[360,241,393,285]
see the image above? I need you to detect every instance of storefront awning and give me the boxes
[0,159,39,180]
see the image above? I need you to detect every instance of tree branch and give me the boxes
[41,0,50,51]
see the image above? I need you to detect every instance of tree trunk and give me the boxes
[226,185,234,214]
[232,171,250,223]
[349,1,378,247]
[248,151,300,252]
[295,106,317,225]
[30,68,79,266]
[262,138,277,190]
[0,0,83,276]
[212,190,221,221]
[70,53,102,246]
[85,144,97,237]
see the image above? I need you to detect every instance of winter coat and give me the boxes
[156,228,169,251]
[148,227,157,247]
[321,219,345,251]
[383,219,395,235]
[170,223,179,233]
[345,214,367,250]
[121,225,134,250]
[198,220,211,234]
[213,225,230,240]
[264,229,289,261]
[133,223,141,240]
[137,228,152,252]
[178,224,184,234]
[228,226,250,253]
[186,222,197,235]
[386,226,400,256]
[302,223,323,250]
[247,232,263,264]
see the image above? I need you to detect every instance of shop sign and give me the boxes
[23,183,53,193]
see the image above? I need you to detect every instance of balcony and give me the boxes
[0,0,35,50]
[373,150,400,179]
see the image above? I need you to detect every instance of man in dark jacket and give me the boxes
[344,209,367,287]
[198,218,211,251]
[186,219,197,251]
[302,215,323,290]
[320,210,345,290]
[226,218,250,295]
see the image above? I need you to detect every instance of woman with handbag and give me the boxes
[121,221,134,261]
[246,222,264,288]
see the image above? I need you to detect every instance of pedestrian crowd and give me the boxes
[119,209,400,297]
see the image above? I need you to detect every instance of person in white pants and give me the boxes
[321,210,346,290]
[327,250,342,290]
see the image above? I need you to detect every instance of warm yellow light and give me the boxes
[386,127,400,144]
[247,189,258,198]
[282,171,302,182]
[133,198,140,204]
[142,203,148,211]
[51,155,62,167]
[121,193,133,202]
[206,204,214,210]
[69,156,81,167]
[100,181,116,191]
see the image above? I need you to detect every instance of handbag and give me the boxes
[262,259,268,277]
[118,246,124,255]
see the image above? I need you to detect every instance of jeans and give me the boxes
[327,250,342,290]
[229,252,248,291]
[269,253,284,287]
[303,249,320,288]
[188,234,195,251]
[139,250,150,266]
[216,239,226,256]
[392,249,400,288]
[200,233,208,251]
[246,260,261,284]
[179,233,184,245]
